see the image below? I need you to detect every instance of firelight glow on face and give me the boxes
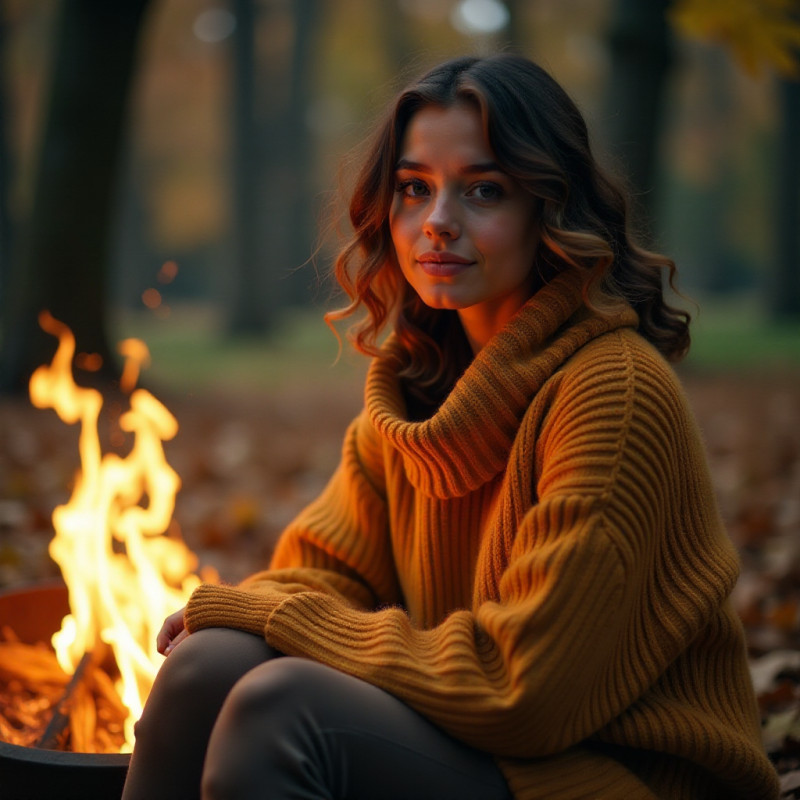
[389,102,540,352]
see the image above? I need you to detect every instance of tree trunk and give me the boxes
[601,0,673,236]
[0,0,151,393]
[0,16,12,310]
[770,73,800,318]
[228,0,322,334]
[227,0,264,334]
[503,0,526,55]
[377,0,414,75]
[281,0,322,306]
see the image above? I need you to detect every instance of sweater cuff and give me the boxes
[184,582,286,637]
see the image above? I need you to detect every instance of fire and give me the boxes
[19,311,208,751]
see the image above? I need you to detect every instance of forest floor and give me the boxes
[1,357,799,793]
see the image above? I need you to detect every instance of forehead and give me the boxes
[398,103,494,165]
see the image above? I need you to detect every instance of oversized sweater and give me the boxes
[185,270,780,799]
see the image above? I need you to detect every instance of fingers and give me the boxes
[157,607,187,655]
[164,628,189,656]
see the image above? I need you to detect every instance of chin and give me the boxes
[417,289,473,311]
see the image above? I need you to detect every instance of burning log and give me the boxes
[37,650,94,750]
[0,584,127,754]
[0,638,127,754]
[0,583,129,800]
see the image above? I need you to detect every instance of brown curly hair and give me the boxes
[326,54,690,408]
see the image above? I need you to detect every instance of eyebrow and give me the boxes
[394,158,503,175]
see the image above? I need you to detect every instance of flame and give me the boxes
[28,311,206,751]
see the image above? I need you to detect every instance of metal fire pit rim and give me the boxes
[0,738,130,767]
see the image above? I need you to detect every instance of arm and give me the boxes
[254,498,628,759]
[185,481,630,756]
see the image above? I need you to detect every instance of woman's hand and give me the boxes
[157,607,188,656]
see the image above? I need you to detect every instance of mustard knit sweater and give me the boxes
[185,271,779,799]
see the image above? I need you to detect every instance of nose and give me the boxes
[422,192,460,240]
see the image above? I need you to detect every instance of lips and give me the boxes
[416,251,474,277]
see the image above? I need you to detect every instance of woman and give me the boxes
[122,55,779,799]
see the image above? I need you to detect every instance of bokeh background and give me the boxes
[0,0,798,388]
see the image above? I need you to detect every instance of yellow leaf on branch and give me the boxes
[669,0,800,77]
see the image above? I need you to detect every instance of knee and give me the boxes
[150,628,235,695]
[220,656,323,723]
[207,657,342,748]
[202,659,334,799]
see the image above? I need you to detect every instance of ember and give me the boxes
[0,313,214,755]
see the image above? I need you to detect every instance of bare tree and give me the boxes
[601,0,673,235]
[0,0,151,393]
[228,0,263,334]
[227,0,322,335]
[770,71,800,318]
[280,0,323,306]
[0,16,11,308]
[377,1,414,76]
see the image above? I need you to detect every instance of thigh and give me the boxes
[123,627,280,800]
[203,657,511,800]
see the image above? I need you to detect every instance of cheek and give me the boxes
[489,214,537,260]
[389,209,415,256]
[387,224,406,273]
[474,217,519,256]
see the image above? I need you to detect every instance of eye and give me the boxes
[467,182,503,201]
[395,178,429,198]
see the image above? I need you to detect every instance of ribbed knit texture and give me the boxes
[185,270,780,799]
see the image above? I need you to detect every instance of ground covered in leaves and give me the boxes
[0,365,799,792]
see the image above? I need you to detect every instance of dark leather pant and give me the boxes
[122,627,512,800]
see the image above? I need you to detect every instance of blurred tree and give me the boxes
[228,0,322,335]
[274,0,322,307]
[503,0,527,54]
[771,67,800,318]
[378,0,413,75]
[0,0,151,393]
[602,0,673,234]
[665,45,744,294]
[228,0,261,334]
[671,0,800,314]
[0,16,11,297]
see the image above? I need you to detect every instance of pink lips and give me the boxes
[416,251,474,277]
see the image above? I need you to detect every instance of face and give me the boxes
[389,102,540,351]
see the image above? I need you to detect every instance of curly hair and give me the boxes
[326,54,690,409]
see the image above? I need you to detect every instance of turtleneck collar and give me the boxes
[365,270,639,499]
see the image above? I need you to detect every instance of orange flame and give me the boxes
[28,311,207,751]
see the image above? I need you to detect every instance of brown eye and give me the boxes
[396,179,429,198]
[468,182,503,201]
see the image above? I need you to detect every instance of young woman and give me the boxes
[122,55,779,799]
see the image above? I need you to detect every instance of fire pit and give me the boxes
[0,315,213,798]
[0,581,129,799]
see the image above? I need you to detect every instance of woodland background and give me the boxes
[0,0,799,793]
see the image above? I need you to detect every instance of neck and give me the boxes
[457,297,530,354]
[457,275,543,354]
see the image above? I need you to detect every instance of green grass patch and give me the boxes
[113,295,799,395]
[114,304,367,394]
[684,296,800,371]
